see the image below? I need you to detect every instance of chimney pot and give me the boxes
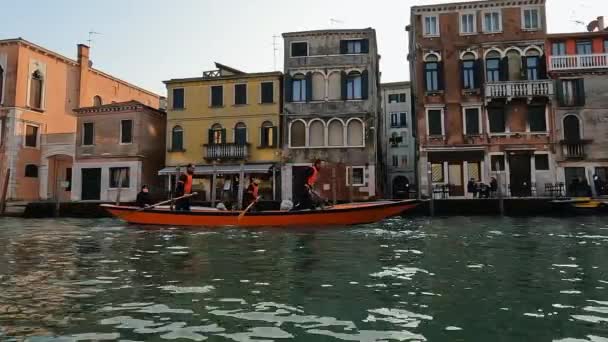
[598,16,605,30]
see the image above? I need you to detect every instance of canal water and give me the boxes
[1,216,608,341]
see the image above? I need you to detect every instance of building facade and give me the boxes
[71,101,166,202]
[0,39,161,202]
[162,63,282,206]
[281,29,382,202]
[547,22,608,196]
[380,82,416,198]
[409,0,555,198]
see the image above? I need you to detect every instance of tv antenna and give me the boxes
[87,30,101,46]
[272,35,280,71]
[330,18,344,26]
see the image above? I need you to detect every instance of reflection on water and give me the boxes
[1,216,608,341]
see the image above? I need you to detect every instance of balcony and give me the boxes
[550,54,608,71]
[485,80,553,102]
[560,141,590,160]
[204,143,248,160]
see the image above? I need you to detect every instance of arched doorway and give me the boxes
[563,115,581,141]
[392,176,410,199]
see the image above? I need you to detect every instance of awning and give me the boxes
[158,163,277,176]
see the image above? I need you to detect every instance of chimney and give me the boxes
[598,16,605,31]
[77,44,90,108]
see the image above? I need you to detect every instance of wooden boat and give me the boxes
[550,197,608,214]
[101,200,420,227]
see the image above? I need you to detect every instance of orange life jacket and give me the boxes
[184,174,193,194]
[307,166,319,187]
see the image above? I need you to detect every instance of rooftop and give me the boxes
[164,63,282,85]
[282,28,375,38]
[74,100,165,116]
[411,0,545,13]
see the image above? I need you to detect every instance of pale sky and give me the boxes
[2,0,604,95]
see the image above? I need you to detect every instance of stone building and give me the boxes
[0,39,161,202]
[380,82,416,198]
[71,101,166,202]
[281,28,382,202]
[408,0,555,198]
[546,19,608,196]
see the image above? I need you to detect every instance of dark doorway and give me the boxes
[563,116,581,141]
[565,167,590,197]
[81,168,101,200]
[508,153,532,197]
[392,176,410,199]
[292,166,310,202]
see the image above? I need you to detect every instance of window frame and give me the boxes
[120,119,133,145]
[171,125,184,151]
[210,85,224,107]
[423,15,440,37]
[260,81,274,104]
[521,7,541,31]
[424,61,439,92]
[29,70,44,110]
[346,71,363,100]
[234,122,248,145]
[346,40,363,54]
[426,107,445,137]
[290,41,309,57]
[482,9,502,33]
[260,121,276,148]
[172,88,185,110]
[490,153,506,172]
[460,12,477,35]
[487,106,507,134]
[288,120,307,148]
[24,164,39,178]
[108,167,130,189]
[534,153,550,171]
[552,41,566,56]
[526,55,540,80]
[24,124,40,148]
[291,74,307,102]
[486,57,501,82]
[346,166,366,186]
[462,59,476,89]
[527,105,547,133]
[234,83,247,106]
[462,106,482,136]
[82,122,94,146]
[576,40,593,55]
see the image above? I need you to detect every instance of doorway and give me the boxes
[508,153,532,197]
[392,176,410,199]
[448,163,464,196]
[565,167,589,197]
[81,168,102,200]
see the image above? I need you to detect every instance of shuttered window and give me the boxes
[528,106,546,132]
[25,125,39,147]
[491,155,505,171]
[121,120,133,144]
[465,108,480,135]
[260,121,277,148]
[535,154,549,170]
[109,167,130,188]
[261,82,274,103]
[291,42,308,57]
[83,123,94,146]
[171,126,184,151]
[488,107,506,133]
[172,88,184,109]
[558,79,585,107]
[427,110,443,136]
[234,123,247,145]
[425,62,439,91]
[211,86,223,107]
[234,84,247,105]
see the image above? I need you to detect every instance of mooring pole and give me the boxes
[428,162,434,217]
[497,161,504,216]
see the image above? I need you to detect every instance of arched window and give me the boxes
[309,120,325,147]
[346,71,362,100]
[347,119,364,146]
[93,95,103,106]
[424,55,440,92]
[461,52,477,90]
[290,120,306,147]
[525,48,542,80]
[505,49,522,81]
[312,72,325,101]
[328,119,344,146]
[0,66,4,104]
[260,121,276,148]
[172,126,184,151]
[292,74,307,102]
[485,51,501,82]
[328,72,341,100]
[30,70,43,109]
[234,122,247,145]
[209,123,225,145]
[25,164,38,178]
[563,115,581,142]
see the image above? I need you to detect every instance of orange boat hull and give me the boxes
[101,200,420,228]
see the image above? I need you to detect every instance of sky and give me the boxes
[2,0,604,96]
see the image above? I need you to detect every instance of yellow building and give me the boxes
[161,63,282,206]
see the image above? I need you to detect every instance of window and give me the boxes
[311,72,325,101]
[423,15,439,36]
[292,74,307,102]
[309,120,325,147]
[290,121,306,147]
[576,40,592,55]
[172,88,184,109]
[401,156,408,167]
[388,93,406,103]
[491,155,505,171]
[260,121,277,148]
[328,72,341,100]
[390,132,402,146]
[347,119,364,146]
[209,123,225,145]
[346,72,362,100]
[65,168,72,191]
[563,115,581,141]
[83,122,94,146]
[522,8,541,30]
[120,120,133,144]
[233,122,247,145]
[347,167,365,186]
[526,56,540,80]
[390,112,407,128]
[341,39,368,54]
[486,54,501,82]
[392,155,399,167]
[93,95,102,106]
[234,84,247,105]
[211,86,223,107]
[425,55,440,92]
[535,154,549,171]
[552,42,566,56]
[605,40,608,53]
[29,70,43,109]
[291,42,308,57]
[261,82,274,103]
[328,120,344,146]
[460,13,476,34]
[25,124,38,147]
[483,10,502,33]
[109,167,130,188]
[461,53,476,89]
[528,105,546,132]
[25,165,38,178]
[464,107,480,135]
[558,79,585,107]
[431,163,444,183]
[488,106,506,133]
[171,125,184,151]
[427,109,443,136]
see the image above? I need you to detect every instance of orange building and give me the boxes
[0,38,161,202]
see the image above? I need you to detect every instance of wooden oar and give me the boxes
[238,196,260,221]
[137,192,198,212]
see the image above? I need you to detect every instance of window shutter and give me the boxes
[400,112,407,127]
[437,62,444,90]
[361,70,369,99]
[539,54,547,79]
[340,40,348,54]
[474,59,482,89]
[361,39,369,53]
[499,57,509,81]
[221,129,226,144]
[459,61,465,89]
[260,126,267,147]
[423,63,428,92]
[271,127,278,147]
[305,72,312,102]
[341,71,348,100]
[556,80,565,107]
[208,129,214,145]
[576,79,586,107]
[521,56,528,80]
[285,74,293,102]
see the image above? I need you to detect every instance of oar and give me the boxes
[136,192,198,212]
[309,189,332,209]
[238,196,260,221]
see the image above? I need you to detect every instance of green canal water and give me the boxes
[1,216,608,341]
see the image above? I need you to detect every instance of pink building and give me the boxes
[0,38,161,202]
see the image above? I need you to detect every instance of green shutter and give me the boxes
[361,39,369,53]
[260,126,267,147]
[271,127,278,147]
[341,71,347,100]
[556,80,565,107]
[208,129,214,145]
[285,75,292,102]
[576,79,586,106]
[361,70,369,99]
[305,72,312,102]
[221,129,227,144]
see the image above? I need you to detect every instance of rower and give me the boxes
[295,159,324,210]
[243,178,260,210]
[175,163,195,211]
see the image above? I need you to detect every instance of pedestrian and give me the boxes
[136,185,152,208]
[175,163,195,211]
[467,178,477,198]
[490,177,498,197]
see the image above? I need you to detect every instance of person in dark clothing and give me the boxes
[294,159,323,210]
[490,177,498,197]
[593,174,605,196]
[243,178,260,210]
[175,164,195,211]
[467,178,477,198]
[136,185,153,208]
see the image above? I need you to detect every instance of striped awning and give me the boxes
[158,163,276,176]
